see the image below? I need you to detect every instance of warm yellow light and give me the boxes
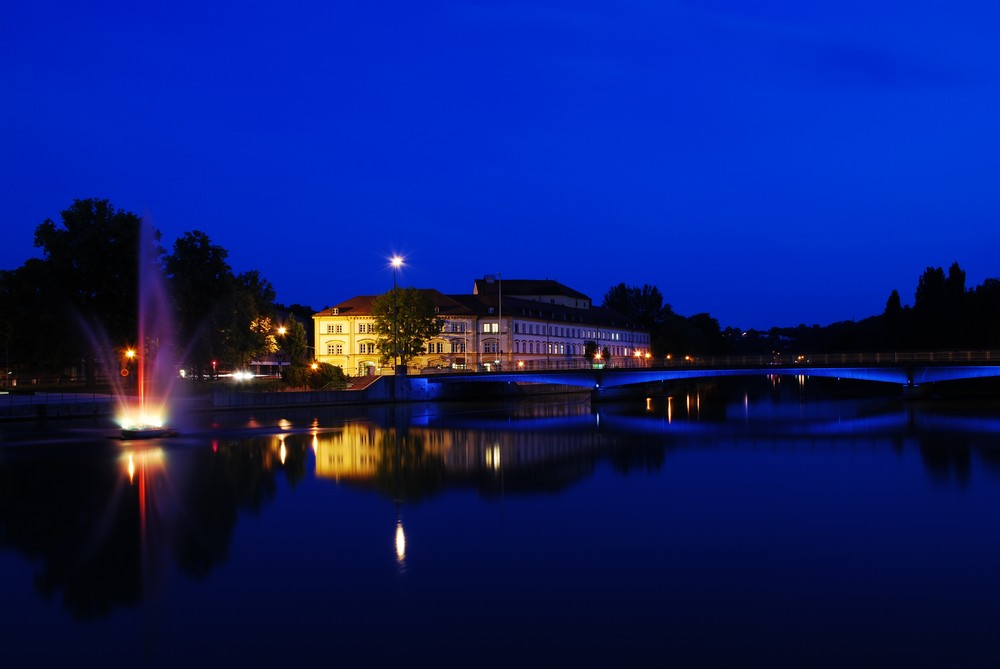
[277,326,287,335]
[311,362,319,370]
[391,255,403,268]
[279,441,287,465]
[125,349,136,359]
[517,360,524,368]
[395,520,406,562]
[127,454,135,483]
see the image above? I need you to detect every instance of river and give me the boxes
[1,377,999,667]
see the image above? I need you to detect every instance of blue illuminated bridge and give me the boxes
[423,351,1000,396]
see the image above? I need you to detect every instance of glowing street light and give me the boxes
[391,255,404,371]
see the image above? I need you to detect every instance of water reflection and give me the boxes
[3,382,1000,627]
[0,433,312,620]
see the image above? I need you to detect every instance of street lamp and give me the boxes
[391,255,404,371]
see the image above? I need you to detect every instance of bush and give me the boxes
[283,363,348,390]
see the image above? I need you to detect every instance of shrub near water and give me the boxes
[283,363,348,390]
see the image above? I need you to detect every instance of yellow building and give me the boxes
[313,278,651,375]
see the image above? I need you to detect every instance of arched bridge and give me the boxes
[423,351,1000,393]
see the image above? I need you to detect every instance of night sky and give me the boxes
[3,1,999,329]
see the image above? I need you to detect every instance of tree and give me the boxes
[884,289,902,316]
[370,288,443,366]
[224,272,278,367]
[165,231,235,377]
[603,282,676,356]
[30,198,151,382]
[583,340,599,361]
[280,318,310,366]
[914,263,967,347]
[602,283,670,329]
[283,361,346,389]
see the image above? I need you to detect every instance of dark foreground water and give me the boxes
[2,378,1000,668]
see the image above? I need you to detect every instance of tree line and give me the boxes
[0,198,343,388]
[4,199,997,385]
[603,261,1000,358]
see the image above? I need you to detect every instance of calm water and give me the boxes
[2,378,1000,668]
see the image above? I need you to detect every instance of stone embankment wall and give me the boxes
[212,376,442,409]
[0,392,116,420]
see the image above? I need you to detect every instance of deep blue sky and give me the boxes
[3,1,999,329]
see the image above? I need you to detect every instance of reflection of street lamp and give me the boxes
[391,256,403,371]
[395,518,406,564]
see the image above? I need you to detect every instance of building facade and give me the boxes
[313,278,651,375]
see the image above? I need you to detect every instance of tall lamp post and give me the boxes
[391,255,403,372]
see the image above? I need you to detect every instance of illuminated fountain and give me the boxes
[114,219,180,440]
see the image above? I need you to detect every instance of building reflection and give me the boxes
[3,387,999,621]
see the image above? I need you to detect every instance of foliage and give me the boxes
[165,232,279,377]
[583,340,598,360]
[603,282,671,329]
[280,318,310,366]
[164,230,234,376]
[370,288,443,365]
[283,362,347,390]
[24,199,150,380]
[5,199,287,382]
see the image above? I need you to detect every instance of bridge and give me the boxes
[422,351,1000,396]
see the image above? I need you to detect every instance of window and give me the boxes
[331,308,339,315]
[484,340,499,354]
[483,323,498,334]
[326,324,336,334]
[327,343,343,355]
[336,325,343,334]
[451,341,465,354]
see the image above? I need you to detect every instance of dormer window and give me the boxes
[331,308,339,315]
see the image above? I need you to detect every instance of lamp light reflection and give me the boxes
[395,520,406,563]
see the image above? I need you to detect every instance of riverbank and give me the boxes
[0,376,591,422]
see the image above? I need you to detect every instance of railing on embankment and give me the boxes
[659,350,1000,368]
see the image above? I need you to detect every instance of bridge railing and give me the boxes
[661,350,1000,368]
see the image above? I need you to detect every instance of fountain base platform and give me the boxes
[120,427,179,440]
